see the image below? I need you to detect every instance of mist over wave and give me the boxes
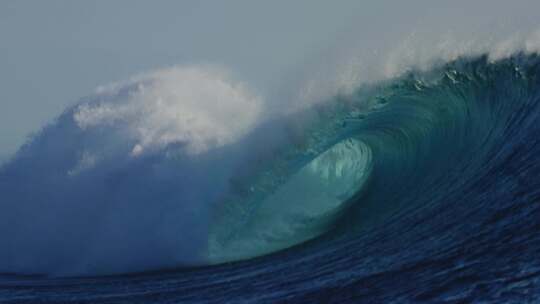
[0,65,267,275]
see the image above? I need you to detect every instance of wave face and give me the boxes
[1,54,540,302]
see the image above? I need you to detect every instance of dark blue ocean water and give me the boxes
[1,55,540,303]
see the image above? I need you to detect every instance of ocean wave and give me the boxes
[1,50,540,287]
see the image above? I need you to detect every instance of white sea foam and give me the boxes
[74,65,263,157]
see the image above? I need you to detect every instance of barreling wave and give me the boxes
[1,52,540,304]
[209,53,540,270]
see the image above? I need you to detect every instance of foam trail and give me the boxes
[295,25,540,107]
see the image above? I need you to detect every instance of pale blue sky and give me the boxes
[1,0,539,160]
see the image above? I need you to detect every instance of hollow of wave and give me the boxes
[208,138,372,263]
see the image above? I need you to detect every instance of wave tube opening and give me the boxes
[208,138,373,263]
